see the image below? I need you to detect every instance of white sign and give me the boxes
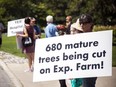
[16,32,23,49]
[33,30,112,82]
[7,18,25,37]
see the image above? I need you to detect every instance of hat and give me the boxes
[79,14,93,24]
[71,19,83,31]
[46,15,53,22]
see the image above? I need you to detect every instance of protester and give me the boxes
[30,17,41,39]
[70,19,83,34]
[16,17,35,72]
[79,14,97,87]
[57,25,66,87]
[65,16,72,34]
[70,18,83,87]
[44,15,57,38]
[57,24,67,87]
[45,15,67,87]
[0,22,5,48]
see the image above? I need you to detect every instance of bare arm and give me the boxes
[16,27,28,37]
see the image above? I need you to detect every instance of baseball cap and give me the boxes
[79,14,93,24]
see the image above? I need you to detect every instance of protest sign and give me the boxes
[16,32,23,49]
[33,30,112,82]
[7,18,24,37]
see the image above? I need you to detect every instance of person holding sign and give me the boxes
[70,19,83,87]
[70,19,83,34]
[79,14,97,87]
[57,24,67,87]
[17,17,35,72]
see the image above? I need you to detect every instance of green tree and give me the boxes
[0,0,116,27]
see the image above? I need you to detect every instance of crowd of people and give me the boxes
[16,13,97,87]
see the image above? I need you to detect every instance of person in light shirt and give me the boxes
[44,15,57,38]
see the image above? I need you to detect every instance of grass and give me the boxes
[0,34,24,57]
[113,46,116,66]
[0,34,116,66]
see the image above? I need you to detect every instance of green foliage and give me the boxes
[0,0,116,28]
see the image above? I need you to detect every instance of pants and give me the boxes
[59,80,67,87]
[82,77,97,87]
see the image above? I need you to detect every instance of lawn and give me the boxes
[112,46,116,66]
[0,34,24,57]
[0,34,116,66]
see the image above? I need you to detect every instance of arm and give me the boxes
[16,27,28,37]
[35,33,41,38]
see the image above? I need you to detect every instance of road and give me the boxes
[0,65,15,87]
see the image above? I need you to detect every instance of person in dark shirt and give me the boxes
[65,16,72,34]
[79,14,97,87]
[17,17,35,72]
[30,17,41,39]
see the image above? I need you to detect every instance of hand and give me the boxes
[16,34,21,37]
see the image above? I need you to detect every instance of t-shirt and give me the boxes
[45,23,57,38]
[33,25,41,35]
